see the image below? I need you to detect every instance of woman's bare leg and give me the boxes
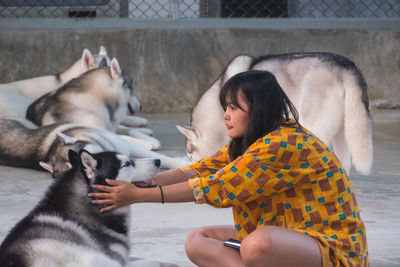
[185,225,244,267]
[185,225,322,267]
[240,226,322,267]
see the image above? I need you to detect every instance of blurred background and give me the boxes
[0,0,398,113]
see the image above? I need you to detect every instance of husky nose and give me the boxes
[154,159,161,168]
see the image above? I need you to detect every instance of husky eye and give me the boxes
[121,161,131,168]
[123,80,131,89]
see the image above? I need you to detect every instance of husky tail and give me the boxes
[343,65,373,175]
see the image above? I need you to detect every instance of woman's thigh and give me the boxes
[193,225,238,241]
[241,226,322,267]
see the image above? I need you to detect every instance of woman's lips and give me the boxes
[226,124,233,130]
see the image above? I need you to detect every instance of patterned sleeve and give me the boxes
[179,143,230,179]
[194,133,309,207]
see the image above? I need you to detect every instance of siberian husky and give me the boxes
[0,118,189,177]
[0,46,110,121]
[25,58,160,150]
[0,149,160,267]
[177,53,373,175]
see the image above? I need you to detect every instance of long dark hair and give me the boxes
[219,70,300,160]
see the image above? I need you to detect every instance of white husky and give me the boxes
[177,53,373,175]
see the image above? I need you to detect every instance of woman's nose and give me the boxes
[223,110,229,121]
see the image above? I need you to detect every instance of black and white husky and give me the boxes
[26,58,138,133]
[25,57,159,151]
[0,46,110,121]
[0,118,190,177]
[0,149,160,267]
[177,53,373,175]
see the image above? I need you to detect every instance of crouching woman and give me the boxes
[90,70,368,267]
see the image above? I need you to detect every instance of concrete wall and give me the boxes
[0,19,399,112]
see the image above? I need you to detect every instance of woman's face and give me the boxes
[223,89,250,138]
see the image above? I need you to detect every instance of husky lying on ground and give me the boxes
[0,118,189,177]
[0,149,161,267]
[0,46,109,121]
[26,58,137,132]
[177,53,373,175]
[25,58,160,151]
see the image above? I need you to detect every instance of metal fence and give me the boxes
[0,0,399,18]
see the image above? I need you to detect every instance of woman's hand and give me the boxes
[89,179,139,212]
[89,179,195,211]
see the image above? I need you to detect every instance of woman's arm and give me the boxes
[152,168,190,186]
[89,179,195,212]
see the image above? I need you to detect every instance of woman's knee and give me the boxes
[240,229,273,265]
[185,227,208,257]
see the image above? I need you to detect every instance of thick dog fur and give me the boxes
[0,149,160,267]
[0,118,190,177]
[26,58,137,132]
[25,58,160,151]
[0,47,109,121]
[177,53,373,175]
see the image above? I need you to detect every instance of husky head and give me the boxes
[108,58,141,116]
[68,149,160,188]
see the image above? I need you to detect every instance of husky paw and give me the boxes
[149,141,161,151]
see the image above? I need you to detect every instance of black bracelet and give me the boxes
[159,185,165,204]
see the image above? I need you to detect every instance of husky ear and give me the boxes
[82,48,95,71]
[57,132,78,145]
[79,150,98,179]
[176,125,197,140]
[110,58,122,79]
[99,45,108,56]
[39,161,54,174]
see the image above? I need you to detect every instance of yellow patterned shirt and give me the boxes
[180,124,368,267]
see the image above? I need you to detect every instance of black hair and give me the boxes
[219,70,300,160]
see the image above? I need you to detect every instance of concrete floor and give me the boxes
[0,109,399,266]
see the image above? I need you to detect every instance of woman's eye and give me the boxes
[229,105,237,110]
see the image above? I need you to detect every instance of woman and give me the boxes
[90,70,368,267]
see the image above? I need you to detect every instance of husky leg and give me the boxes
[118,126,161,150]
[118,125,153,136]
[132,127,154,136]
[121,115,148,127]
[120,136,191,169]
[115,135,156,151]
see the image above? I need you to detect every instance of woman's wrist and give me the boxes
[134,185,164,203]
